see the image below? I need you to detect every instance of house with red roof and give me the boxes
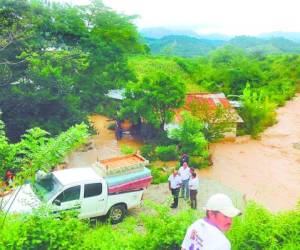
[165,92,243,139]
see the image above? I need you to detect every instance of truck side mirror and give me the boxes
[53,199,61,206]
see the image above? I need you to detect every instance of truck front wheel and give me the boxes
[108,204,127,224]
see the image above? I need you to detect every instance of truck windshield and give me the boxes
[32,174,62,202]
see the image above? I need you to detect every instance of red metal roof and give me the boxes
[185,93,231,109]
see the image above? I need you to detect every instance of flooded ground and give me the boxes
[66,115,142,167]
[199,94,300,212]
[67,95,300,212]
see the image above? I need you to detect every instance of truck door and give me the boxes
[80,182,106,219]
[52,185,81,214]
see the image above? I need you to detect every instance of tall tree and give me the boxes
[0,0,145,141]
[121,72,186,130]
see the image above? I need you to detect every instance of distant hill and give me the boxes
[143,35,225,57]
[143,34,300,57]
[140,27,201,39]
[259,32,300,43]
[228,36,300,54]
[140,27,230,40]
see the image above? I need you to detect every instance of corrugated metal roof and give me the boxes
[165,93,243,130]
[185,93,231,109]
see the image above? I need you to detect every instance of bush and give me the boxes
[155,145,178,161]
[169,112,209,158]
[0,202,299,250]
[149,165,171,184]
[239,84,276,138]
[140,144,157,161]
[189,156,209,169]
[228,202,300,250]
[0,212,87,250]
[120,144,135,155]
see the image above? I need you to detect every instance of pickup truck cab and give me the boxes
[2,167,147,224]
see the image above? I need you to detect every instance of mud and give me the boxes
[66,115,142,167]
[66,95,300,212]
[199,94,300,212]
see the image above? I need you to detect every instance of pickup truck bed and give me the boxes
[105,167,151,186]
[99,154,149,176]
[97,154,152,194]
[108,175,152,194]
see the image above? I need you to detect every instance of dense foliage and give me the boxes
[0,202,299,249]
[0,120,89,183]
[121,72,186,130]
[228,202,300,250]
[170,112,209,160]
[0,0,145,141]
[130,48,300,137]
[238,84,276,137]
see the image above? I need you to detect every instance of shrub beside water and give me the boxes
[149,165,171,184]
[120,144,135,155]
[140,144,157,161]
[189,156,209,169]
[155,145,178,161]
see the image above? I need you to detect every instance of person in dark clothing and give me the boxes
[168,170,182,208]
[115,120,123,140]
[180,153,189,166]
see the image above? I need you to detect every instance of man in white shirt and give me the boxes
[181,193,241,250]
[168,169,182,208]
[178,162,191,200]
[189,172,199,209]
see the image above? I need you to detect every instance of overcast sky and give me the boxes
[62,0,300,35]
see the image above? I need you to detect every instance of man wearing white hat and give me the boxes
[181,193,241,250]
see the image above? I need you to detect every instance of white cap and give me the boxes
[205,193,241,218]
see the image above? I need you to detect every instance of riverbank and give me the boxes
[66,95,300,212]
[199,94,300,212]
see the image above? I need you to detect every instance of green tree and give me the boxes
[209,46,264,94]
[239,83,276,138]
[0,119,89,182]
[169,112,208,157]
[0,0,145,141]
[121,72,186,130]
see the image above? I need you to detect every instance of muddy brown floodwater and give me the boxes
[66,115,142,167]
[199,94,300,212]
[67,95,300,212]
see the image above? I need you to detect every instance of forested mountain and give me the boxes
[144,36,225,57]
[144,34,300,57]
[140,27,230,40]
[228,36,300,54]
[259,32,300,43]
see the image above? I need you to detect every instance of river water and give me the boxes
[199,94,300,212]
[67,95,300,212]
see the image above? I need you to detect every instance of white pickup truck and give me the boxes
[1,154,152,224]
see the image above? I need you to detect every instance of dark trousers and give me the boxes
[171,188,180,208]
[190,190,197,209]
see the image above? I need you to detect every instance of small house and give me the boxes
[165,93,243,139]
